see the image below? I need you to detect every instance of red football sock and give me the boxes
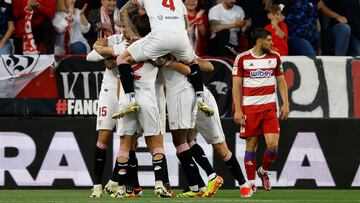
[262,149,278,171]
[244,151,256,180]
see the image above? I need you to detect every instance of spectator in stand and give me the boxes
[86,0,121,47]
[238,0,270,31]
[208,0,251,57]
[323,0,360,56]
[184,0,208,56]
[274,0,318,58]
[52,0,90,55]
[13,0,56,54]
[275,0,347,57]
[264,4,288,55]
[0,0,14,54]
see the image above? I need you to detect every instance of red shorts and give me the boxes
[240,110,280,138]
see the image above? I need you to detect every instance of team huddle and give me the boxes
[87,0,289,199]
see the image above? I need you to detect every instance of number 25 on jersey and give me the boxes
[162,0,175,11]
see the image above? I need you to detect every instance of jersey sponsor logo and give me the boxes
[165,16,179,20]
[157,15,164,21]
[250,69,273,78]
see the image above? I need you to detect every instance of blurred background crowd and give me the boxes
[1,0,359,58]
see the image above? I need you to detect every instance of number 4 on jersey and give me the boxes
[162,0,175,11]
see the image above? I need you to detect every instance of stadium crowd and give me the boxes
[1,0,359,57]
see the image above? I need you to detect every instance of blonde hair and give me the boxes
[57,0,68,13]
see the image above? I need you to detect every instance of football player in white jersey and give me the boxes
[105,14,171,198]
[88,34,143,198]
[88,35,124,198]
[94,0,214,119]
[189,86,253,198]
[159,58,253,198]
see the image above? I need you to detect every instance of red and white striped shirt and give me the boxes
[232,49,283,113]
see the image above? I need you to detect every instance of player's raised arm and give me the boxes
[119,1,140,41]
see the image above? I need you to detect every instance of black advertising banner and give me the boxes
[1,117,359,189]
[203,57,234,117]
[56,56,105,99]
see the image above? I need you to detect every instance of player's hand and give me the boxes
[104,59,117,69]
[95,38,108,47]
[234,111,246,126]
[280,104,289,120]
[93,43,102,53]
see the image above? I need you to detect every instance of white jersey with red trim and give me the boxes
[112,40,158,104]
[133,0,187,32]
[232,49,283,113]
[132,62,159,102]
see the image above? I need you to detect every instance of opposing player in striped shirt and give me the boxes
[232,28,289,193]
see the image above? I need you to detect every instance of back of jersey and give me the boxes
[136,0,187,32]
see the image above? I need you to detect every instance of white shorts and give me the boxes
[117,91,162,137]
[127,31,196,63]
[96,86,119,131]
[194,89,225,144]
[167,87,196,130]
[156,77,167,135]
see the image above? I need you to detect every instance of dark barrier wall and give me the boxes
[1,117,359,189]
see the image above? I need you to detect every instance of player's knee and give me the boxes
[266,143,278,151]
[97,131,112,144]
[213,142,229,158]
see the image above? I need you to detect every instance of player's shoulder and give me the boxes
[235,49,252,60]
[269,50,281,58]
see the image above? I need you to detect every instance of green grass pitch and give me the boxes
[0,189,359,203]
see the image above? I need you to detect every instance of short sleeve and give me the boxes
[235,6,245,20]
[232,55,244,77]
[275,55,284,76]
[208,6,220,21]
